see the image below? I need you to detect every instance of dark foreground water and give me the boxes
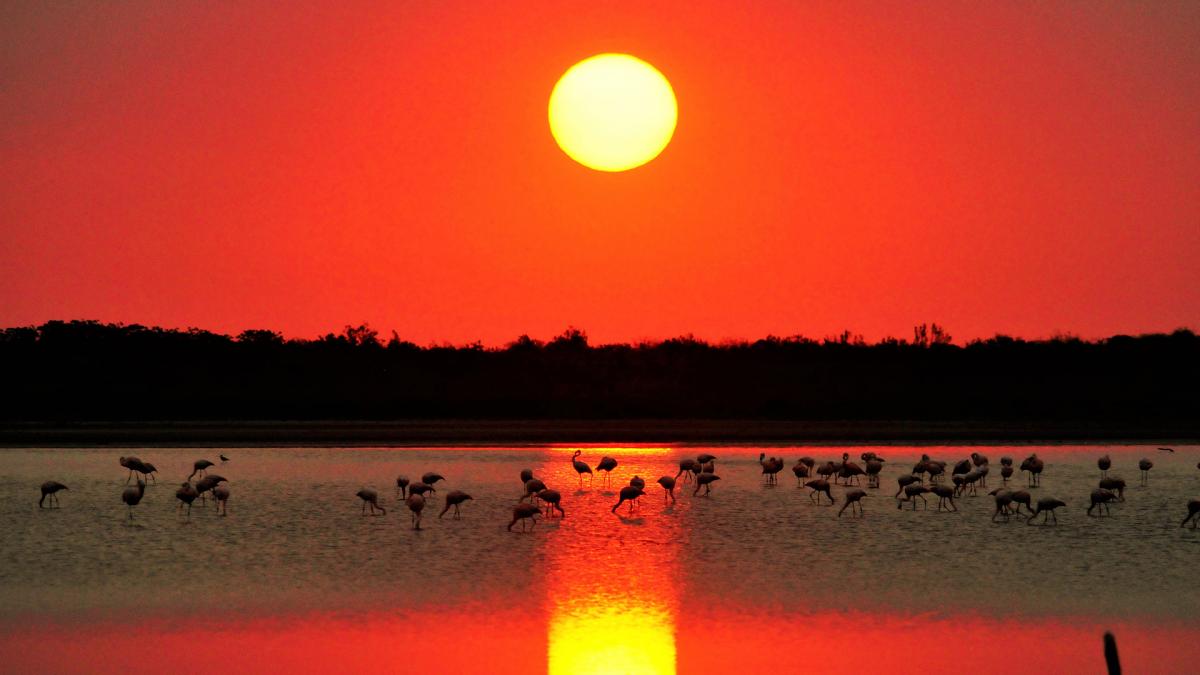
[1,444,1197,674]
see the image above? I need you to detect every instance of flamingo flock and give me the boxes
[31,449,1199,534]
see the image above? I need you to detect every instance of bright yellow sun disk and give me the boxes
[549,54,677,172]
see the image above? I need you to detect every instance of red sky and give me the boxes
[2,2,1197,345]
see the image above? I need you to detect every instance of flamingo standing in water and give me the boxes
[522,478,548,503]
[656,476,677,503]
[440,491,473,519]
[422,472,446,489]
[213,484,230,516]
[508,503,540,531]
[895,474,919,497]
[1098,455,1111,478]
[408,482,434,499]
[838,489,866,517]
[675,459,697,483]
[611,486,645,514]
[1021,454,1044,487]
[395,476,410,499]
[175,482,199,517]
[122,480,146,520]
[805,479,834,505]
[865,459,883,488]
[694,473,720,496]
[538,489,565,517]
[406,494,425,530]
[897,485,930,510]
[1087,489,1117,517]
[1009,490,1035,517]
[357,489,386,515]
[119,456,149,484]
[1028,497,1066,525]
[1100,477,1126,501]
[571,451,593,486]
[989,489,1014,522]
[932,485,958,512]
[1138,458,1153,486]
[1181,499,1200,528]
[519,469,535,485]
[793,460,811,484]
[39,481,68,508]
[189,459,214,480]
[596,456,618,486]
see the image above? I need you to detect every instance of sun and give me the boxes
[548,54,677,172]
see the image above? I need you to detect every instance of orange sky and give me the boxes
[2,2,1197,345]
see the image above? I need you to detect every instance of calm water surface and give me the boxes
[1,444,1197,673]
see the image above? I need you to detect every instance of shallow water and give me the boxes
[1,444,1197,673]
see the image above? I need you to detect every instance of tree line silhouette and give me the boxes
[0,320,1196,424]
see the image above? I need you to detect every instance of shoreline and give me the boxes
[1,419,1196,447]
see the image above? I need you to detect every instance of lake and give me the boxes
[1,443,1197,673]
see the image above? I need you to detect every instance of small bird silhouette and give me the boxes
[219,454,230,463]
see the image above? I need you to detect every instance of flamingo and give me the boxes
[793,460,811,483]
[538,489,565,517]
[797,457,816,477]
[1028,497,1066,525]
[175,482,199,517]
[1000,464,1014,485]
[1100,477,1127,501]
[121,480,146,520]
[839,459,866,486]
[1138,458,1153,486]
[357,488,386,515]
[656,476,677,503]
[952,459,972,481]
[865,459,883,488]
[439,491,473,519]
[675,459,697,483]
[408,482,434,499]
[989,488,1014,522]
[596,456,618,486]
[422,472,445,487]
[805,479,834,505]
[522,478,548,502]
[213,484,230,516]
[571,451,593,486]
[897,484,930,510]
[1098,455,1111,478]
[195,475,223,504]
[895,474,919,497]
[612,486,645,514]
[508,503,540,531]
[838,489,866,517]
[931,485,957,511]
[1009,490,1035,517]
[189,459,214,480]
[696,453,717,467]
[406,494,425,530]
[1181,498,1200,528]
[630,475,646,490]
[395,475,410,498]
[519,468,535,484]
[119,456,150,484]
[816,461,836,482]
[1087,488,1117,517]
[39,481,68,508]
[926,461,946,483]
[1021,454,1044,487]
[140,462,159,484]
[971,453,990,487]
[694,473,720,496]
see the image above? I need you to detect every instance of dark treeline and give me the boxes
[1,320,1197,423]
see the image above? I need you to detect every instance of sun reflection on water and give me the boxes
[548,596,675,675]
